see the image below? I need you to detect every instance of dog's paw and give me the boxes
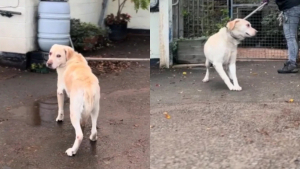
[65,148,76,157]
[56,113,64,122]
[89,134,98,141]
[230,86,242,91]
[202,78,209,83]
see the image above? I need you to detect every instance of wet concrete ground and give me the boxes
[0,62,150,169]
[150,61,300,169]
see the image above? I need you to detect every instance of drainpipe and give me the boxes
[98,0,109,27]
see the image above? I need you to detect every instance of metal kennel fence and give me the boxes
[173,0,300,60]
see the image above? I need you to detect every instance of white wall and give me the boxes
[106,0,150,29]
[0,0,39,54]
[0,0,149,54]
[69,0,102,25]
[150,12,159,59]
[0,0,103,54]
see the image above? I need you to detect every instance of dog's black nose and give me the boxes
[46,62,52,68]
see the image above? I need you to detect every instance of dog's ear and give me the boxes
[226,19,239,30]
[64,46,74,60]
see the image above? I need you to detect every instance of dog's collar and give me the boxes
[225,26,241,41]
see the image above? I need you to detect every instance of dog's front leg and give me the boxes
[56,72,65,122]
[228,63,242,91]
[213,63,235,90]
[56,87,65,122]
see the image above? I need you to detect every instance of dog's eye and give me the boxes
[49,52,52,55]
[247,24,250,27]
[57,54,61,58]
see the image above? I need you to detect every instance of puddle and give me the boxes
[9,96,68,126]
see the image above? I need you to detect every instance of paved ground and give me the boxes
[0,36,150,169]
[150,61,300,169]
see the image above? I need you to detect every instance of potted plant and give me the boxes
[70,19,108,51]
[105,0,150,41]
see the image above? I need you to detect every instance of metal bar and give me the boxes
[177,0,180,38]
[187,0,190,37]
[233,3,266,7]
[201,0,204,36]
[230,0,233,19]
[192,0,195,37]
[227,0,229,9]
[178,0,184,38]
[197,0,199,37]
[85,58,150,61]
[0,10,21,15]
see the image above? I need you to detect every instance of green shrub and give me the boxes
[70,19,109,51]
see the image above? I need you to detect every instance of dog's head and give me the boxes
[226,19,257,39]
[46,44,74,69]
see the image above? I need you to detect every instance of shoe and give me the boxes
[277,61,299,73]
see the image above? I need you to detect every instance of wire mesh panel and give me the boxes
[231,0,294,60]
[182,0,228,38]
[178,0,300,60]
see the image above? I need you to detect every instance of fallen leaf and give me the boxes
[288,99,294,103]
[163,112,171,119]
[182,72,187,75]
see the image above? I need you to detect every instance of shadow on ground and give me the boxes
[150,61,300,169]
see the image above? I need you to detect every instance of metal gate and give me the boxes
[173,0,228,39]
[231,0,289,60]
[172,0,299,60]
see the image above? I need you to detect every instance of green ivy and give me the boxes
[202,8,230,37]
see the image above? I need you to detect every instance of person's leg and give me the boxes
[278,5,300,73]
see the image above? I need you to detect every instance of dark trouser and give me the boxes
[283,4,300,63]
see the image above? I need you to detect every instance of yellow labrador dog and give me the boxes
[203,19,257,91]
[46,44,100,156]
